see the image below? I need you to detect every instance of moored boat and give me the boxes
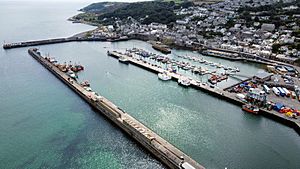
[242,104,259,114]
[158,72,172,81]
[80,80,90,87]
[152,44,171,54]
[67,70,77,80]
[118,56,129,64]
[178,77,191,87]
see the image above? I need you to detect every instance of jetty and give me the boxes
[28,48,204,169]
[108,50,300,135]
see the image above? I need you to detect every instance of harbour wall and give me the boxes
[28,48,204,169]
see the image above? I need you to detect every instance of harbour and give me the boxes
[1,1,300,169]
[107,50,300,135]
[28,48,204,169]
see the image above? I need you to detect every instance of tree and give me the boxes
[272,43,281,53]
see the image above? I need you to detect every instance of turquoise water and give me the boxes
[0,1,300,169]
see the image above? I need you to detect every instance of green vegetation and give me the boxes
[97,1,192,25]
[272,43,281,53]
[75,1,193,25]
[80,2,129,14]
[73,13,98,22]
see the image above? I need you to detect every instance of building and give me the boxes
[261,23,275,32]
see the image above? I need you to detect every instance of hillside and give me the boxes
[80,2,129,14]
[73,1,193,25]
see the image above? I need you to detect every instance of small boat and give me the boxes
[178,77,191,87]
[182,66,191,70]
[118,57,129,64]
[67,71,77,79]
[199,59,205,63]
[71,64,84,72]
[192,67,200,74]
[226,70,236,75]
[49,58,57,63]
[242,104,259,114]
[158,72,172,81]
[80,80,90,87]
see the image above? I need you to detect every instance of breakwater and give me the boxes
[3,36,124,49]
[28,48,204,169]
[108,51,300,135]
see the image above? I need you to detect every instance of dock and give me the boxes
[108,51,300,135]
[28,48,205,169]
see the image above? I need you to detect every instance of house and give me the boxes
[261,23,275,32]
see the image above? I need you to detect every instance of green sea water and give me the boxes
[0,1,300,169]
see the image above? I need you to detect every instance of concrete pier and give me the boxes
[28,48,204,169]
[108,51,300,135]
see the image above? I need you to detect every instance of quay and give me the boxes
[28,48,204,169]
[108,51,300,135]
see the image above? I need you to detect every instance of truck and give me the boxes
[272,87,280,96]
[263,85,270,94]
[282,88,290,97]
[277,87,286,97]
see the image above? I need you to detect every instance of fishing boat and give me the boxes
[67,70,77,80]
[152,44,171,54]
[49,58,57,63]
[208,74,218,84]
[199,59,205,63]
[118,57,129,64]
[182,65,191,70]
[71,64,84,72]
[228,67,233,70]
[242,104,259,114]
[192,67,200,74]
[178,77,191,87]
[80,80,90,87]
[158,72,172,81]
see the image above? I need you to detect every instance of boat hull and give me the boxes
[242,105,259,115]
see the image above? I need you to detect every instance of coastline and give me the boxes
[2,21,300,136]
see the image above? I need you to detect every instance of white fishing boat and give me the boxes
[158,72,172,81]
[178,77,191,87]
[192,67,200,74]
[67,70,77,79]
[199,59,205,63]
[118,56,129,64]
